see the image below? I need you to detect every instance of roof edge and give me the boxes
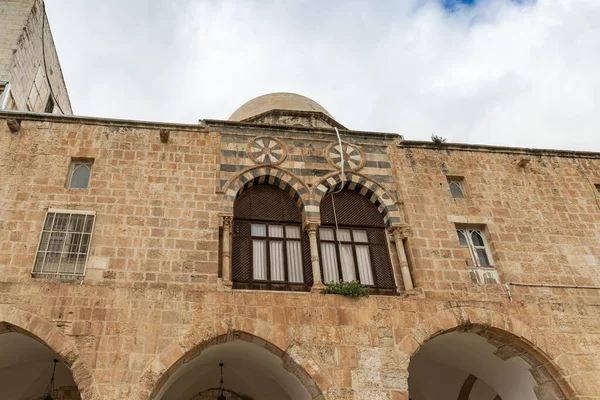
[0,110,209,132]
[400,140,600,159]
[1,110,598,159]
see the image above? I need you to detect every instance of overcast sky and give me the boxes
[45,0,599,151]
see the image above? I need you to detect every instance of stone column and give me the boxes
[221,216,233,286]
[306,222,325,291]
[390,225,414,291]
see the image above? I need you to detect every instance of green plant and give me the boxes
[321,280,369,298]
[431,134,447,145]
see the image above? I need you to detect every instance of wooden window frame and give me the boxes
[318,225,378,287]
[247,221,305,284]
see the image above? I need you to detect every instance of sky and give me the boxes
[44,0,600,151]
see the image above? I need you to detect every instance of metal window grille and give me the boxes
[456,228,493,267]
[67,160,93,189]
[447,177,465,198]
[32,209,96,277]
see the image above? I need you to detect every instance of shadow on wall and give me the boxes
[408,329,567,400]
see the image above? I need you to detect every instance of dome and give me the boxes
[229,92,333,121]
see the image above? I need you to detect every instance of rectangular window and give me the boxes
[67,159,94,189]
[456,227,499,284]
[251,223,303,283]
[319,227,375,286]
[447,176,465,198]
[456,228,493,267]
[33,209,96,277]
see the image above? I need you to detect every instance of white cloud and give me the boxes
[45,0,600,151]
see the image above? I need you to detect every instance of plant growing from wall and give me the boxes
[431,134,447,145]
[321,280,369,298]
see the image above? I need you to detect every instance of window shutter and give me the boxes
[368,229,396,291]
[232,220,252,283]
[302,229,313,286]
[235,184,301,223]
[232,184,309,291]
[320,190,384,228]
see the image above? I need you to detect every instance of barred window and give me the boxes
[319,189,396,294]
[232,184,312,291]
[67,159,93,189]
[447,177,465,198]
[33,210,96,277]
[457,228,493,267]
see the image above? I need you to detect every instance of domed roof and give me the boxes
[229,92,333,121]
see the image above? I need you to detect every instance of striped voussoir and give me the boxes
[222,165,310,218]
[311,172,401,228]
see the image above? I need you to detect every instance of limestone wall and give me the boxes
[0,114,599,399]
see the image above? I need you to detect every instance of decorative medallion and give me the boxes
[326,141,366,171]
[247,136,287,165]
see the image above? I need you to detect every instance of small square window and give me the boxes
[67,159,94,189]
[447,177,465,198]
[33,209,96,278]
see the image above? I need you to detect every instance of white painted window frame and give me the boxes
[456,228,494,268]
[447,177,466,198]
[67,159,94,189]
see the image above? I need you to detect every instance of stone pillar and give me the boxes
[306,222,325,291]
[221,215,233,286]
[390,225,414,291]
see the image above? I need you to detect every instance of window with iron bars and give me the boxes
[32,210,96,278]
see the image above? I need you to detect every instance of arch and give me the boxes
[138,324,330,400]
[222,165,311,221]
[400,306,577,400]
[311,172,401,228]
[0,305,101,400]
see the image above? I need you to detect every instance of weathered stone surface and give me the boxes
[0,82,600,399]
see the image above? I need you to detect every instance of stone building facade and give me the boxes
[1,8,600,400]
[0,0,71,114]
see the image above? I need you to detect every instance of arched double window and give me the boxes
[232,184,312,291]
[319,189,396,294]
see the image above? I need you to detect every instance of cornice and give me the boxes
[0,110,209,133]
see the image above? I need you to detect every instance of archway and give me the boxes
[408,327,568,400]
[311,172,402,228]
[150,333,323,400]
[0,327,81,399]
[221,165,310,219]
